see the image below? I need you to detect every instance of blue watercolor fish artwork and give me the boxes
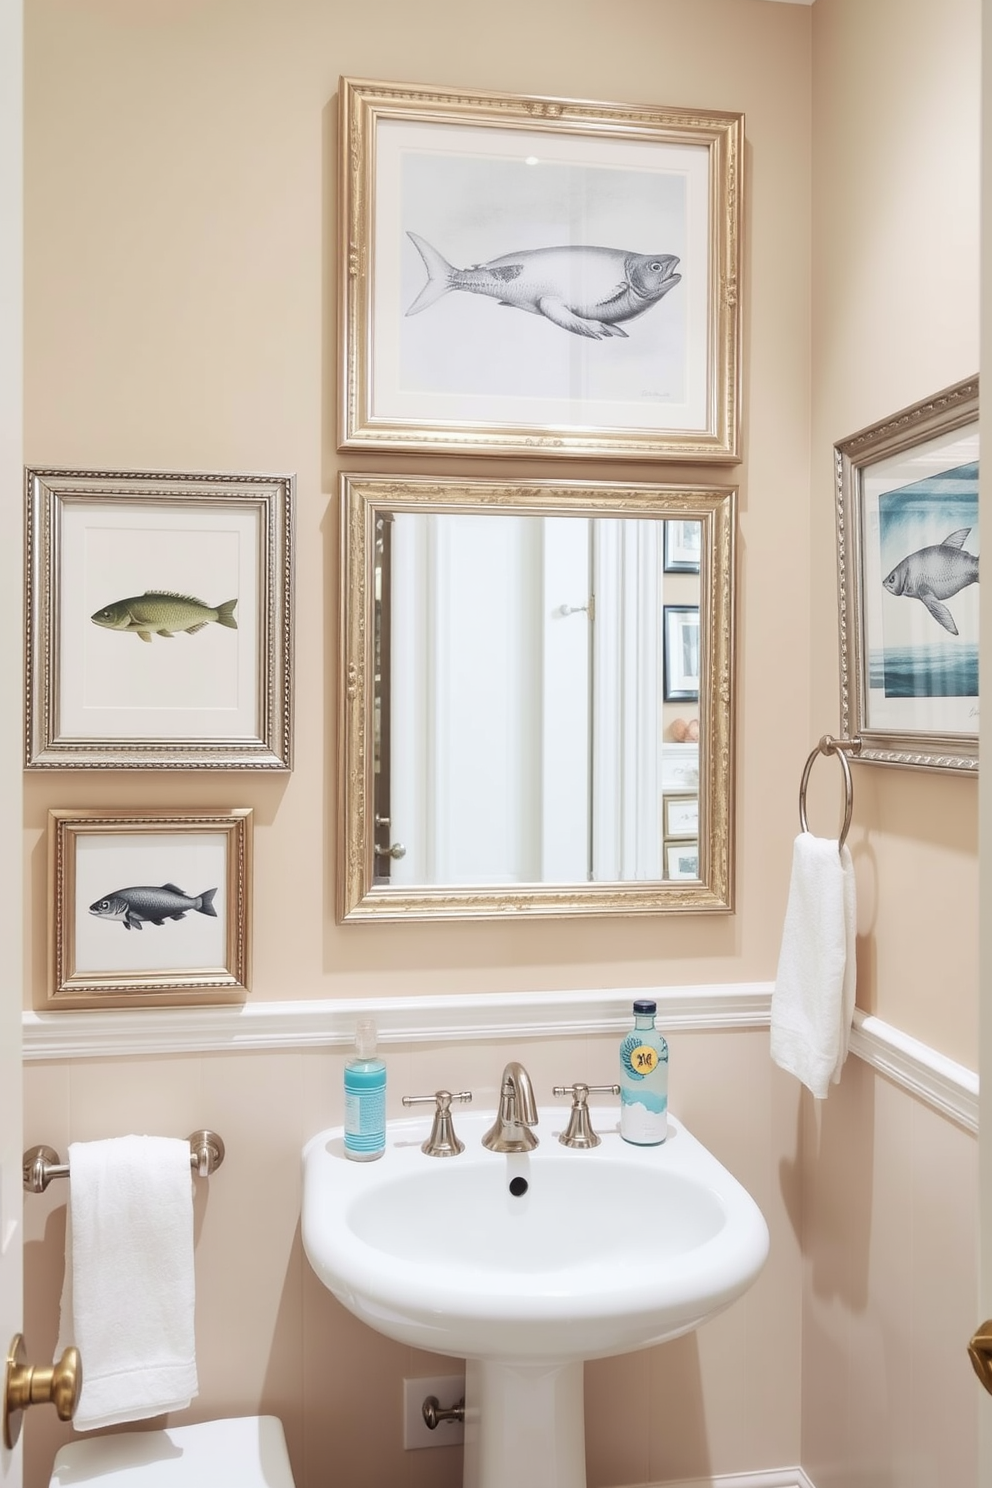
[873,460,979,700]
[882,527,978,636]
[406,233,682,341]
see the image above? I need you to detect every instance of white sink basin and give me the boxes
[304,1109,766,1362]
[302,1105,768,1488]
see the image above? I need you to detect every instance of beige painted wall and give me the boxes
[21,3,813,1485]
[24,1031,803,1488]
[809,0,980,1065]
[20,0,983,1485]
[801,1065,978,1486]
[801,1,980,1483]
[22,0,813,1007]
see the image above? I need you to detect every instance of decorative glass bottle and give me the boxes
[619,999,668,1145]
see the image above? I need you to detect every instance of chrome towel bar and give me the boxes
[798,734,862,852]
[22,1129,225,1193]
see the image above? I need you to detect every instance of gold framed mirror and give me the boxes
[339,475,736,921]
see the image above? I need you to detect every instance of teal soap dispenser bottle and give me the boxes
[344,1016,386,1161]
[619,998,669,1145]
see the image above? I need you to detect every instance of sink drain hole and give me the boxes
[508,1176,529,1197]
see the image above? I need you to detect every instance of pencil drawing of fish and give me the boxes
[89,883,218,931]
[406,233,681,340]
[91,591,238,643]
[882,527,980,635]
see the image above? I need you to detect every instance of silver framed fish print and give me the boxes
[835,376,979,772]
[662,604,700,702]
[48,808,252,1008]
[25,468,294,769]
[338,78,743,461]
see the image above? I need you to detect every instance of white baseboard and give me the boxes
[613,1470,815,1488]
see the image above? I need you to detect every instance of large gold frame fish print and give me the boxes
[47,808,252,1009]
[835,376,979,773]
[339,78,743,461]
[25,468,294,769]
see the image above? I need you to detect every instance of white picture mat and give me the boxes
[58,502,260,741]
[74,831,228,974]
[861,424,979,737]
[372,119,710,433]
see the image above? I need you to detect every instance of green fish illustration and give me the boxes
[91,591,238,643]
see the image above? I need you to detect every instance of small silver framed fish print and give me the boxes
[25,468,294,768]
[47,808,252,1008]
[338,78,743,462]
[835,376,979,773]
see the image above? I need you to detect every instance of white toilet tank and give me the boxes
[49,1415,297,1487]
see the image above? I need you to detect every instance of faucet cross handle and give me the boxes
[552,1083,621,1149]
[402,1090,472,1157]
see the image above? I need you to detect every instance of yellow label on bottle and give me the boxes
[629,1044,659,1075]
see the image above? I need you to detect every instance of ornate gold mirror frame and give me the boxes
[339,475,736,921]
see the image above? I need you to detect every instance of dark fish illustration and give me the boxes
[406,233,681,340]
[91,591,238,643]
[882,527,980,635]
[89,883,218,931]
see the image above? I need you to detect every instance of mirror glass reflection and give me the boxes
[376,511,700,885]
[340,477,735,921]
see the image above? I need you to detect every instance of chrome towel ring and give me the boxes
[798,734,862,852]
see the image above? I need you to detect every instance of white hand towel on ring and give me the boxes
[770,831,857,1099]
[57,1134,199,1430]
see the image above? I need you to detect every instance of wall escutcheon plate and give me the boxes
[402,1373,465,1450]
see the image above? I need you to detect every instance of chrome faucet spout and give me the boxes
[482,1061,540,1152]
[504,1061,538,1126]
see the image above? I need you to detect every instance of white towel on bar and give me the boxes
[770,831,857,1099]
[57,1134,199,1430]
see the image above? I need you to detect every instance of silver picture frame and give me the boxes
[663,518,702,573]
[339,77,743,462]
[662,604,700,702]
[26,468,294,769]
[835,376,979,773]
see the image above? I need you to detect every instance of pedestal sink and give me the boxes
[302,1105,768,1488]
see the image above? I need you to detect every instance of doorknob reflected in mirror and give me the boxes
[968,1320,992,1396]
[3,1333,82,1448]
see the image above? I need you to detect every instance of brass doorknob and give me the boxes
[3,1333,82,1449]
[968,1320,992,1396]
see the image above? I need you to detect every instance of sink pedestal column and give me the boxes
[463,1358,585,1488]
